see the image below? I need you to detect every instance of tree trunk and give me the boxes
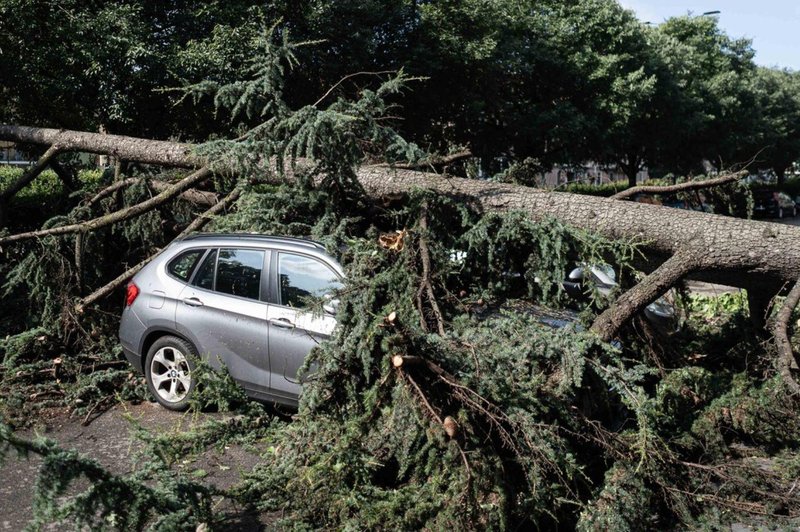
[2,124,800,313]
[620,156,640,188]
[776,167,786,187]
[2,124,799,284]
[0,125,198,168]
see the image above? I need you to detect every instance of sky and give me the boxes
[617,0,800,70]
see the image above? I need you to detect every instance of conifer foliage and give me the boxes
[0,27,799,531]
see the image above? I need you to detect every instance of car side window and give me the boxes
[192,249,217,290]
[167,249,205,281]
[278,253,342,309]
[215,249,264,301]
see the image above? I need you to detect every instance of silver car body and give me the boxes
[119,234,344,406]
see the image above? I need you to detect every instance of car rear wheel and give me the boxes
[145,336,196,411]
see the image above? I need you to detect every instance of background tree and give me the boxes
[750,67,800,184]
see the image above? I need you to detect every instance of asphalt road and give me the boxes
[771,213,800,227]
[0,402,272,530]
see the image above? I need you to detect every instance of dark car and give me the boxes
[753,191,797,219]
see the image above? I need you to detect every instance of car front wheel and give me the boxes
[145,336,196,411]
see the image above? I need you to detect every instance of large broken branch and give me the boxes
[610,171,747,200]
[590,251,699,342]
[76,188,241,312]
[149,180,218,207]
[0,167,211,245]
[84,178,218,209]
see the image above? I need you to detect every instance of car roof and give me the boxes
[179,233,327,251]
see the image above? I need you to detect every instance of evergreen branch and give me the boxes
[0,167,212,246]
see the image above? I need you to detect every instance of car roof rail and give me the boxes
[180,232,326,250]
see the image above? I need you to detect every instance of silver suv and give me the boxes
[119,234,343,410]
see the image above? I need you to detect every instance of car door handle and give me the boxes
[269,317,294,328]
[182,297,204,307]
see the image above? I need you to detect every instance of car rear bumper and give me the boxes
[119,306,147,373]
[122,345,143,374]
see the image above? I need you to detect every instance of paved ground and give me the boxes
[0,401,272,530]
[772,214,800,227]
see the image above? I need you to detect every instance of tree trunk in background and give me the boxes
[620,156,640,188]
[776,167,786,187]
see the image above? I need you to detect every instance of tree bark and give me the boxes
[3,125,800,297]
[590,251,699,342]
[0,125,800,337]
[0,125,198,168]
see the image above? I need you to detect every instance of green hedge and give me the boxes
[0,167,104,200]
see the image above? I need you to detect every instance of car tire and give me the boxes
[145,336,197,411]
[778,207,784,219]
[794,207,798,217]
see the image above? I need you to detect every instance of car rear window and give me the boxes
[167,249,204,281]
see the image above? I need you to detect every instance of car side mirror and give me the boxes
[323,294,340,315]
[568,267,584,281]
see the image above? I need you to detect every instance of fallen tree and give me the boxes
[1,125,797,343]
[2,55,799,530]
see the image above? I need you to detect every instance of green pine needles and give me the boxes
[1,25,799,531]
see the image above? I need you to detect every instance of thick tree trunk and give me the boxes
[2,124,799,289]
[0,125,198,168]
[3,124,800,343]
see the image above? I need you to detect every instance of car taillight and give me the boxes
[126,282,140,306]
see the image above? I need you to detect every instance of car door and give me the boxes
[175,247,271,394]
[266,251,342,398]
